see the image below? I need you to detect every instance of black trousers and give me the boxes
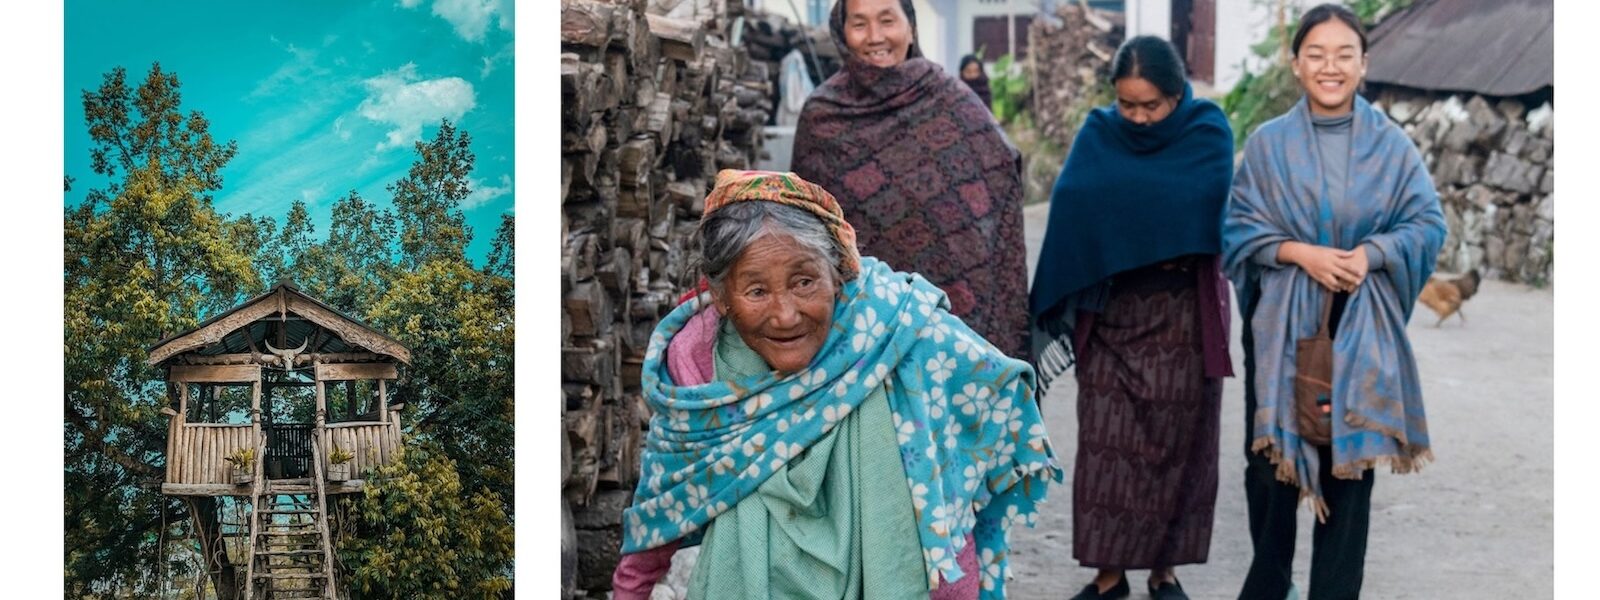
[1238,290,1375,600]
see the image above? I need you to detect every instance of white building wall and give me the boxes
[1213,0,1274,90]
[953,0,1029,71]
[1124,0,1172,40]
[911,0,949,71]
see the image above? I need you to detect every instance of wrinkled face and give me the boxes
[1114,77,1178,126]
[713,234,838,375]
[1293,20,1367,116]
[961,61,981,80]
[843,0,912,68]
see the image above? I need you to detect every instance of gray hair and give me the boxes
[698,201,843,291]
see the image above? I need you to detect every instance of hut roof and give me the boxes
[147,282,411,366]
[1364,0,1552,97]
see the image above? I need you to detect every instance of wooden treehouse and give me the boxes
[149,282,411,600]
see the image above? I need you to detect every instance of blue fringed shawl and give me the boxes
[1030,83,1235,320]
[1221,96,1445,518]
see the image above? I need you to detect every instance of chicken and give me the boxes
[1416,269,1481,327]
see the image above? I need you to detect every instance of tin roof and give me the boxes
[1364,0,1552,97]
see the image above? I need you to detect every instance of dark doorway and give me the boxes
[1188,0,1216,84]
[264,423,312,479]
[1172,0,1216,85]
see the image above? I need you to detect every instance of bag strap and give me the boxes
[1315,288,1335,339]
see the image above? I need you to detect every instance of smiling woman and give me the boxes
[792,0,1033,362]
[1224,5,1445,598]
[610,170,1062,600]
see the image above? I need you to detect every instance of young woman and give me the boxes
[1030,36,1236,600]
[1222,5,1445,598]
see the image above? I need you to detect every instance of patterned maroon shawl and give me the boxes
[792,4,1030,358]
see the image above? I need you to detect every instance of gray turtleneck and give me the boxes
[1252,110,1384,271]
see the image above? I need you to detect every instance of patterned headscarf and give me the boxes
[702,169,862,282]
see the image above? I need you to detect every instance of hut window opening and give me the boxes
[326,379,385,424]
[183,383,253,425]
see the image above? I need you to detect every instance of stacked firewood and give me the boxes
[560,0,772,596]
[741,9,842,103]
[1028,2,1125,149]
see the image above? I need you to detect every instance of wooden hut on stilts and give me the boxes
[149,282,410,600]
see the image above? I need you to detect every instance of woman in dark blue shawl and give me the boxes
[1029,36,1235,600]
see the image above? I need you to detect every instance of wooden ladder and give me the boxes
[244,439,338,599]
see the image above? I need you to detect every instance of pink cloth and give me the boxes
[1197,254,1235,379]
[611,306,980,599]
[663,306,720,388]
[931,532,982,600]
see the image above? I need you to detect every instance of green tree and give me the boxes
[484,212,514,281]
[390,120,474,270]
[66,62,255,599]
[369,259,515,508]
[294,191,397,313]
[335,443,514,599]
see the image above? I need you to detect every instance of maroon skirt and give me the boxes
[1071,260,1222,569]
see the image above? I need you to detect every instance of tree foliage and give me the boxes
[66,63,515,598]
[335,443,514,599]
[66,62,254,598]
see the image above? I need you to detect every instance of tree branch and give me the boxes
[65,407,163,478]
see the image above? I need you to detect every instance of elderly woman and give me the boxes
[1030,36,1235,600]
[792,0,1031,360]
[1222,5,1445,599]
[610,170,1061,600]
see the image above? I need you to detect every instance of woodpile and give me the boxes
[1375,89,1555,284]
[741,9,842,101]
[560,0,773,596]
[1028,2,1124,149]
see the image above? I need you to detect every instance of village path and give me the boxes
[1008,202,1555,599]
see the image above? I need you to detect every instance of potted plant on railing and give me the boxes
[327,446,355,482]
[225,448,256,485]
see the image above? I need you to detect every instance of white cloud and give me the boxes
[400,0,508,42]
[333,117,351,141]
[480,42,514,79]
[300,185,327,203]
[250,43,332,99]
[432,0,500,42]
[357,63,477,152]
[462,174,513,210]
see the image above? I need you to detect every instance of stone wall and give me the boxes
[1374,88,1554,285]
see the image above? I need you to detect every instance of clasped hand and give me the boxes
[1279,241,1367,293]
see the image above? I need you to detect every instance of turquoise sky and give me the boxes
[64,0,515,264]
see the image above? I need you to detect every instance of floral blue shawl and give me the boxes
[1222,96,1445,518]
[623,257,1063,597]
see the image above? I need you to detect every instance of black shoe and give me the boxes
[1148,577,1189,600]
[1069,575,1129,600]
